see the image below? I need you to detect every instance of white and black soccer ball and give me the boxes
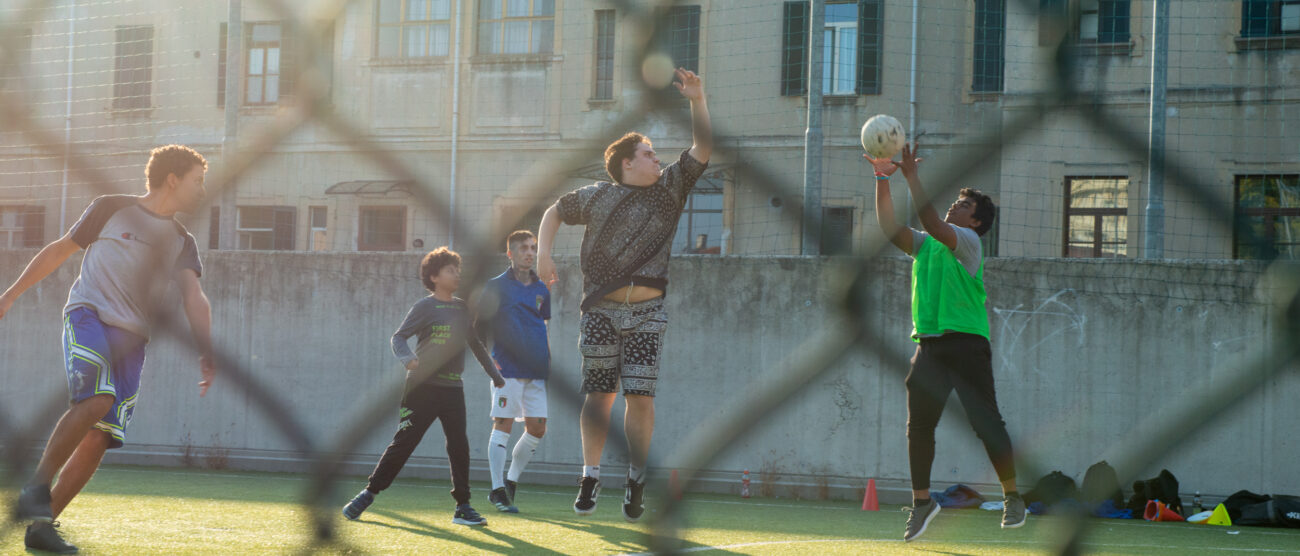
[860,114,906,159]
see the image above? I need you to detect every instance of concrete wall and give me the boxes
[1,250,1296,504]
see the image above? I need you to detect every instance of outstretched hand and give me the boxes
[673,68,704,101]
[863,154,899,176]
[896,142,923,179]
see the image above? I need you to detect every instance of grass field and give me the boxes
[3,465,1298,554]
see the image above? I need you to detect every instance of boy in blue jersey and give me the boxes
[2,145,216,553]
[477,230,551,513]
[341,247,505,526]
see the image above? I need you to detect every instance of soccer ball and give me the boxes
[860,114,906,159]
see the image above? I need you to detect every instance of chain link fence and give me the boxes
[2,0,1299,553]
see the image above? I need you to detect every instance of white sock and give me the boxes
[628,464,645,483]
[507,433,541,482]
[583,465,600,480]
[488,429,509,490]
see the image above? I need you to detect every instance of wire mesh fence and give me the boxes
[1,0,1298,553]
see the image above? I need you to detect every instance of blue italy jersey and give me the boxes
[481,268,551,379]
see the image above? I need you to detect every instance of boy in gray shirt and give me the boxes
[3,145,215,553]
[342,247,505,526]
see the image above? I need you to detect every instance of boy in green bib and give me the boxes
[869,143,1024,542]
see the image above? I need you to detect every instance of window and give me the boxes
[673,175,724,254]
[821,206,854,256]
[113,25,153,110]
[478,0,554,55]
[309,206,328,251]
[377,0,452,57]
[823,3,857,95]
[1064,176,1127,258]
[236,206,296,250]
[359,206,406,251]
[245,23,283,105]
[208,206,220,249]
[780,1,882,97]
[1243,0,1300,37]
[1235,174,1300,260]
[654,5,701,73]
[1039,0,1129,45]
[973,0,1006,93]
[592,10,615,100]
[0,205,43,248]
[219,22,327,106]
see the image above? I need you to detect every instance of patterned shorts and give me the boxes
[579,297,668,397]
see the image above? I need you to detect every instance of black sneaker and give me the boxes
[17,483,54,523]
[452,504,487,526]
[26,521,78,554]
[1002,494,1027,529]
[505,479,518,503]
[903,499,940,542]
[341,489,374,520]
[489,487,518,513]
[574,476,600,515]
[622,478,646,523]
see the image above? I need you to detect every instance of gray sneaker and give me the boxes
[1002,494,1027,529]
[26,521,78,554]
[904,499,940,542]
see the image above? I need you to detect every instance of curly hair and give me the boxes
[145,145,207,191]
[420,247,461,293]
[604,132,651,183]
[959,187,997,237]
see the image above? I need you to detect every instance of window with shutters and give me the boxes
[1239,0,1300,49]
[237,206,296,250]
[650,5,701,73]
[358,206,406,251]
[973,0,1006,93]
[113,25,153,110]
[780,1,881,97]
[592,10,615,101]
[1039,0,1130,48]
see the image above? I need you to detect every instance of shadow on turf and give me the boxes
[362,508,566,554]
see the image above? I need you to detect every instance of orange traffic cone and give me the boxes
[1144,500,1185,522]
[669,469,682,500]
[862,478,880,511]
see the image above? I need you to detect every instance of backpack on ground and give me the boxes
[1081,460,1124,506]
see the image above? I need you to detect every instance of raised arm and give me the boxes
[175,268,216,396]
[675,68,712,164]
[0,236,81,320]
[535,203,562,287]
[867,155,912,254]
[897,143,957,250]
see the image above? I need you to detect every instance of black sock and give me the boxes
[1005,490,1020,499]
[914,497,931,507]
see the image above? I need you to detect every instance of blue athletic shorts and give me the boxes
[62,306,148,449]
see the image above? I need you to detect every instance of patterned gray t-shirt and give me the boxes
[556,149,708,311]
[64,195,202,338]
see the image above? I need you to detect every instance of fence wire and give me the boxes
[1,0,1298,554]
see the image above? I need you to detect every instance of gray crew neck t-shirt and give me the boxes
[64,195,202,338]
